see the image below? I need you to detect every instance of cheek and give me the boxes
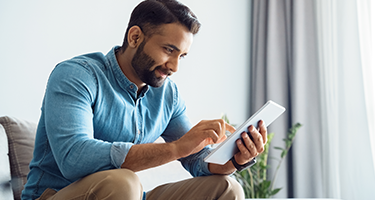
[149,54,168,70]
[144,46,168,68]
[148,65,158,72]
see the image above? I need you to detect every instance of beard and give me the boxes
[131,41,171,88]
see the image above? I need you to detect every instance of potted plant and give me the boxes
[222,114,302,198]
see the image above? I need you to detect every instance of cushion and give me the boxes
[0,124,13,199]
[0,116,37,200]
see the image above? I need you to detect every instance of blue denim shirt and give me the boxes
[22,47,213,200]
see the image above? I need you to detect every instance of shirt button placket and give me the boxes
[135,99,142,139]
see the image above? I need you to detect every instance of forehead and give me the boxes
[146,23,193,52]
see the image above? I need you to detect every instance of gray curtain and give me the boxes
[250,0,323,197]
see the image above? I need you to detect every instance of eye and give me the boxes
[164,47,174,54]
[179,54,187,59]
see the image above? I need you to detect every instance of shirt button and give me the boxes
[138,129,141,134]
[129,85,134,89]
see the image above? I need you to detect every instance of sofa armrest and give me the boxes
[0,124,13,199]
[0,116,37,200]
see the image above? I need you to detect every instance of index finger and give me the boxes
[216,122,235,143]
[225,122,236,134]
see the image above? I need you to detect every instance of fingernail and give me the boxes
[251,126,255,131]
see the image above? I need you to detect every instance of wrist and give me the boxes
[208,162,236,175]
[231,156,256,172]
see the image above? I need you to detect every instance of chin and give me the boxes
[144,77,166,88]
[149,81,165,88]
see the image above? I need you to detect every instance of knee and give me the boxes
[227,176,245,198]
[100,169,141,189]
[214,175,245,199]
[91,169,143,199]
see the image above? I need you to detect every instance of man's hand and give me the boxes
[234,120,267,165]
[209,120,267,175]
[173,119,236,158]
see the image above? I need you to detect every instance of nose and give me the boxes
[166,56,179,73]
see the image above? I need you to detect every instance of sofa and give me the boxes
[0,116,192,200]
[0,116,37,200]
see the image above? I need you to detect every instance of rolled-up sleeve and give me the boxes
[111,142,134,168]
[178,146,213,177]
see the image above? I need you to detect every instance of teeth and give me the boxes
[158,69,167,77]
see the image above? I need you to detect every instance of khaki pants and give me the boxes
[37,168,244,200]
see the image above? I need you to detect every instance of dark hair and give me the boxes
[121,0,201,50]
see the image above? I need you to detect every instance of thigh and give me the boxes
[146,175,244,200]
[37,168,143,200]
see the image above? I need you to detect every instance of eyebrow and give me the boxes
[165,44,181,52]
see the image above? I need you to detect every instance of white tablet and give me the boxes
[204,100,286,165]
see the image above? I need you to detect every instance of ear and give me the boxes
[127,26,144,48]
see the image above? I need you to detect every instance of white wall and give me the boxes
[0,0,251,125]
[0,0,251,191]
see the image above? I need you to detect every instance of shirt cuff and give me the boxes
[110,142,134,168]
[179,146,214,177]
[197,148,214,176]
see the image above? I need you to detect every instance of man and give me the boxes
[22,0,267,199]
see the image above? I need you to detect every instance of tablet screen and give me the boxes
[204,100,286,165]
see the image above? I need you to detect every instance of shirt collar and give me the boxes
[106,46,149,99]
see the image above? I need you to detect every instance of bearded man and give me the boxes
[22,0,267,199]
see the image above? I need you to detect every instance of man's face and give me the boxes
[131,40,164,88]
[131,23,193,88]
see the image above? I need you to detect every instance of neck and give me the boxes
[115,47,147,93]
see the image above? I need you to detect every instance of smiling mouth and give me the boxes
[156,68,172,79]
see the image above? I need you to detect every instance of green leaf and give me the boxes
[274,147,284,151]
[281,150,287,158]
[285,140,292,148]
[267,132,275,141]
[270,188,282,196]
[262,180,271,188]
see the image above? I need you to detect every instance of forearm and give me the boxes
[121,142,180,172]
[121,119,236,173]
[208,160,236,175]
